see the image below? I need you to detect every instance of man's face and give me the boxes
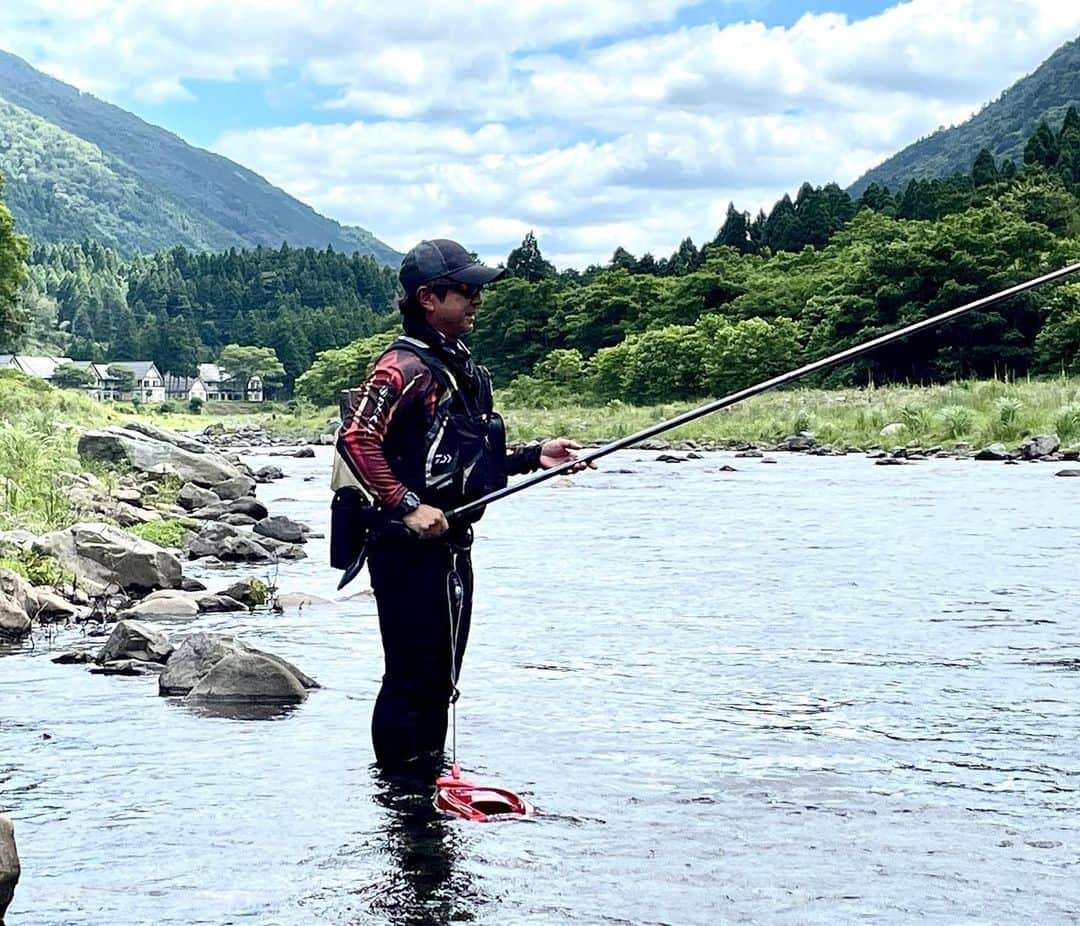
[423,283,483,341]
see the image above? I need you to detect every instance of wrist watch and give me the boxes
[398,491,421,515]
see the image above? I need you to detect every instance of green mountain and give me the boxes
[0,50,400,264]
[850,35,1080,196]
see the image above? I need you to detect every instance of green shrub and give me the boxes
[937,405,975,440]
[129,519,191,548]
[188,397,204,414]
[157,401,176,414]
[0,549,73,587]
[1054,403,1080,444]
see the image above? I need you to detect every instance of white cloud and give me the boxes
[5,1,1080,265]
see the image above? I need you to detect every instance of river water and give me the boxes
[2,447,1079,925]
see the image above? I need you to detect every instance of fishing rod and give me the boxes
[447,259,1080,522]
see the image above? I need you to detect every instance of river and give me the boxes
[2,447,1079,924]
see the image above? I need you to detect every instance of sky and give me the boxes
[3,1,1080,268]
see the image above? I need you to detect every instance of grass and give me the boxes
[128,518,194,549]
[498,378,1080,450]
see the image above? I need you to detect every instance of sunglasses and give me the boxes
[428,281,484,300]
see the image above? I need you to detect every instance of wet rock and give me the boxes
[735,449,763,458]
[255,536,308,560]
[34,523,182,594]
[292,446,316,458]
[185,524,272,562]
[253,465,286,482]
[117,595,200,620]
[90,659,164,676]
[177,483,221,512]
[656,453,686,463]
[1020,434,1061,460]
[974,443,1011,461]
[0,815,19,922]
[275,592,331,609]
[96,620,174,664]
[30,589,81,623]
[761,457,778,464]
[0,593,30,641]
[780,434,815,451]
[875,457,907,465]
[224,497,269,520]
[52,650,95,664]
[636,439,670,451]
[180,577,207,592]
[161,632,318,697]
[254,516,307,544]
[185,652,307,703]
[1055,468,1080,477]
[212,475,257,501]
[77,427,241,487]
[219,513,257,527]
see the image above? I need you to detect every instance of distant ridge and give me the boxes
[0,49,400,264]
[851,35,1080,196]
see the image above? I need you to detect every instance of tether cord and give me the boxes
[446,547,464,766]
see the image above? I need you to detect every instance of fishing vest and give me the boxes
[383,336,508,516]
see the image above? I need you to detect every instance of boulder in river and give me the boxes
[185,652,307,704]
[34,523,183,594]
[0,815,19,922]
[160,631,318,697]
[1019,434,1061,460]
[0,593,30,641]
[96,619,174,664]
[212,475,257,501]
[253,516,307,544]
[184,523,274,562]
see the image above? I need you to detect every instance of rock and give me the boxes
[254,537,308,560]
[96,619,174,664]
[879,422,906,438]
[185,523,274,562]
[274,592,331,609]
[0,568,36,616]
[52,650,95,664]
[191,594,246,613]
[1020,434,1061,460]
[90,659,164,676]
[177,483,221,511]
[225,497,269,520]
[875,457,907,465]
[655,453,686,463]
[292,446,316,458]
[119,421,209,454]
[161,632,318,697]
[185,652,307,703]
[254,465,285,482]
[180,577,207,592]
[1055,468,1080,477]
[0,593,30,641]
[117,596,200,620]
[212,475,257,501]
[111,486,142,505]
[636,439,670,451]
[253,516,307,544]
[138,589,244,614]
[0,815,19,922]
[780,434,815,451]
[0,530,36,554]
[975,443,1011,461]
[714,464,738,472]
[77,427,241,487]
[216,580,266,608]
[30,589,81,623]
[761,458,778,464]
[34,523,182,594]
[219,513,256,527]
[734,449,763,458]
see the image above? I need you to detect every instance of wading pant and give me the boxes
[367,532,473,769]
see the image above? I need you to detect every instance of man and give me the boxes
[336,238,588,770]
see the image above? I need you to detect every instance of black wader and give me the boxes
[368,530,473,769]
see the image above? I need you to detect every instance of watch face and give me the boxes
[403,491,421,511]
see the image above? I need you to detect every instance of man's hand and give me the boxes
[403,504,449,539]
[539,437,596,474]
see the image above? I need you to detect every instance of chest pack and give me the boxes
[384,336,508,514]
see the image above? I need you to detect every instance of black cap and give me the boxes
[399,239,505,296]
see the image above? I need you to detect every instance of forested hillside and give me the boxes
[298,113,1080,406]
[0,50,399,262]
[850,36,1080,196]
[17,242,398,390]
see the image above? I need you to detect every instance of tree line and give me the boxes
[4,110,1080,406]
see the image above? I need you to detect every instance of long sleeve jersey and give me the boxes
[336,342,542,510]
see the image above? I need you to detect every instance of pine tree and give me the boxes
[506,231,556,282]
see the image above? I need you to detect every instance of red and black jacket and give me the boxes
[337,332,541,517]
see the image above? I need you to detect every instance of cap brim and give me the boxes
[447,263,506,286]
